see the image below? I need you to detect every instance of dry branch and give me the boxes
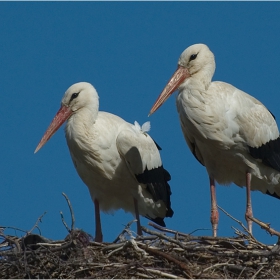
[60,192,75,232]
[27,211,47,235]
[248,216,280,238]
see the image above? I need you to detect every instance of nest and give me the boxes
[1,194,280,279]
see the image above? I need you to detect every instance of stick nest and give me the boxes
[1,194,280,279]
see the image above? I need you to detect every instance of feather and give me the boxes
[141,121,151,133]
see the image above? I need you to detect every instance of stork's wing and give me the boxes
[116,128,173,217]
[235,89,280,171]
[177,81,280,172]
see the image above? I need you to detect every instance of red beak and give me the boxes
[149,66,190,116]
[34,105,72,153]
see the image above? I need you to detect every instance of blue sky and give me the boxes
[2,2,280,244]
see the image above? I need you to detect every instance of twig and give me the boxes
[144,225,241,247]
[134,272,151,279]
[137,268,181,279]
[102,242,125,252]
[136,235,158,241]
[238,265,248,279]
[142,226,185,249]
[188,228,212,235]
[138,244,192,278]
[148,222,215,240]
[148,222,198,238]
[130,239,147,257]
[107,243,127,257]
[148,222,185,235]
[248,216,280,238]
[28,211,47,235]
[218,205,253,237]
[251,265,264,279]
[232,226,267,248]
[62,192,75,230]
[0,234,21,253]
[196,261,230,277]
[35,242,66,247]
[0,226,28,234]
[113,220,137,243]
[217,205,266,247]
[60,211,71,233]
[106,239,147,258]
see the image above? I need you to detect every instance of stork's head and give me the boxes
[61,82,99,112]
[34,82,98,153]
[178,44,215,80]
[149,44,215,116]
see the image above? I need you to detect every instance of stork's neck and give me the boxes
[194,66,214,89]
[65,104,99,143]
[180,67,213,94]
[177,67,216,113]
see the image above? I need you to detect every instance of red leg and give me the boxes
[94,199,103,242]
[245,172,253,234]
[133,198,143,236]
[210,177,219,237]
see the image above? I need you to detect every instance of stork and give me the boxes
[35,82,173,242]
[149,43,280,237]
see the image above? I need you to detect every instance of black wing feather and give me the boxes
[153,139,162,150]
[269,110,276,120]
[135,166,173,218]
[266,190,280,199]
[249,136,280,172]
[135,137,173,226]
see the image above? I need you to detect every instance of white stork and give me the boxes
[35,82,173,242]
[149,43,280,237]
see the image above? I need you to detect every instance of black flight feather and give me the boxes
[249,136,280,172]
[135,165,174,221]
[266,190,280,199]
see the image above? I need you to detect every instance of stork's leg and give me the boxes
[210,177,219,237]
[94,199,103,242]
[245,172,253,234]
[133,198,143,236]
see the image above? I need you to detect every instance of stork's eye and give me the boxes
[189,54,198,61]
[70,92,80,102]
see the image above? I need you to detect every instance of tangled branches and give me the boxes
[1,194,280,279]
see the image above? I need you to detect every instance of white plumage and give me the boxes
[149,43,280,236]
[35,82,173,242]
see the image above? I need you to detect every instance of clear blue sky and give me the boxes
[2,2,280,244]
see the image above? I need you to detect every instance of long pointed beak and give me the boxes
[34,105,72,153]
[149,66,190,116]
